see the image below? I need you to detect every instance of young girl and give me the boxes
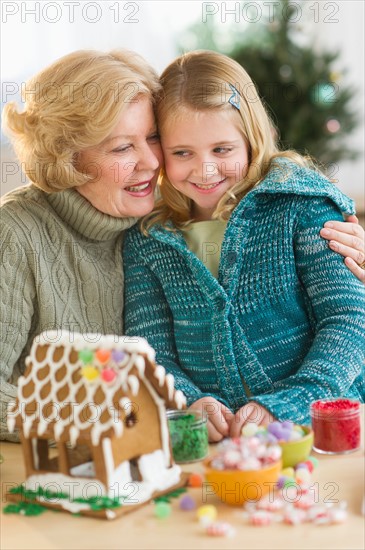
[123,51,365,441]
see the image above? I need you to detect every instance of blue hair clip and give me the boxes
[228,83,240,110]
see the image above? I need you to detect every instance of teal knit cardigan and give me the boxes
[123,160,365,424]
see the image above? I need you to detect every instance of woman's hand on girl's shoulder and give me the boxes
[320,215,365,283]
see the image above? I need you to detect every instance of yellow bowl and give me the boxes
[279,426,313,468]
[204,458,282,506]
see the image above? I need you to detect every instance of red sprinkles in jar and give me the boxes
[310,399,361,454]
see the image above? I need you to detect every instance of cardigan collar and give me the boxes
[46,187,138,241]
[239,158,355,215]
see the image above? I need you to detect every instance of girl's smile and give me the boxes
[189,177,227,192]
[162,108,249,221]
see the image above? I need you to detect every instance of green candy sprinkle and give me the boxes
[74,495,123,511]
[154,488,186,503]
[168,412,208,463]
[154,501,171,518]
[7,484,124,513]
[78,349,94,364]
[3,501,47,516]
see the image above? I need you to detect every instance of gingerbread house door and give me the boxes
[109,379,165,476]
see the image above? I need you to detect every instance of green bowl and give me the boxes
[279,426,314,468]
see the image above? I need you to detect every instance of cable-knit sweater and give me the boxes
[1,185,137,440]
[123,160,365,424]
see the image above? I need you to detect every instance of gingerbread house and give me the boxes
[7,330,187,519]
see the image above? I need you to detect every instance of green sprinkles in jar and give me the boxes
[167,410,208,463]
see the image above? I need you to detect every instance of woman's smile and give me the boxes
[124,180,154,196]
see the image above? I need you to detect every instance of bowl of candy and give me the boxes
[280,428,313,467]
[203,437,282,506]
[242,421,313,468]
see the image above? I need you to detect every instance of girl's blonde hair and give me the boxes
[2,49,161,192]
[143,50,313,231]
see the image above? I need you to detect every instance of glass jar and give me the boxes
[166,409,209,463]
[310,398,361,454]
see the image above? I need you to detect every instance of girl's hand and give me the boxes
[229,402,274,438]
[189,397,232,442]
[320,215,365,283]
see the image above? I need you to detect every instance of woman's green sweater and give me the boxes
[1,185,136,440]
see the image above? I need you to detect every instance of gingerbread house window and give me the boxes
[125,411,138,428]
[30,438,96,478]
[66,443,96,478]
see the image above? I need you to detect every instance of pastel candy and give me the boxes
[304,460,314,473]
[237,457,261,470]
[112,350,126,363]
[267,433,279,444]
[247,436,260,449]
[188,473,204,487]
[256,444,267,458]
[211,433,282,472]
[101,368,116,383]
[295,468,311,485]
[257,495,284,512]
[179,495,196,510]
[284,507,306,525]
[268,421,283,439]
[280,427,292,441]
[294,492,316,510]
[307,504,330,524]
[210,458,225,470]
[78,349,94,364]
[265,445,281,462]
[293,425,305,436]
[197,505,218,522]
[249,510,272,526]
[276,475,287,489]
[328,505,347,524]
[81,365,99,381]
[206,521,234,537]
[289,430,302,441]
[281,467,295,478]
[295,462,309,470]
[241,422,258,437]
[154,502,171,518]
[307,456,319,468]
[224,449,242,468]
[95,349,111,364]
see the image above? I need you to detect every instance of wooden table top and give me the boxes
[1,418,364,550]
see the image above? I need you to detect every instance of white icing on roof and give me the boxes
[8,330,186,444]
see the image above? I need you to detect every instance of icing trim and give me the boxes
[8,331,186,443]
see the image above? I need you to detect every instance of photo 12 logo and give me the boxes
[201,2,340,24]
[1,1,140,24]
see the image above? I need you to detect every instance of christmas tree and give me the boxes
[178,0,358,168]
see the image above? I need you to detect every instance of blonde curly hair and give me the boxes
[142,50,313,232]
[2,49,161,193]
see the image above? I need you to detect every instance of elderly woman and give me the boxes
[1,49,364,441]
[1,50,162,440]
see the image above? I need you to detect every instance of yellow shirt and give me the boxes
[182,220,227,278]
